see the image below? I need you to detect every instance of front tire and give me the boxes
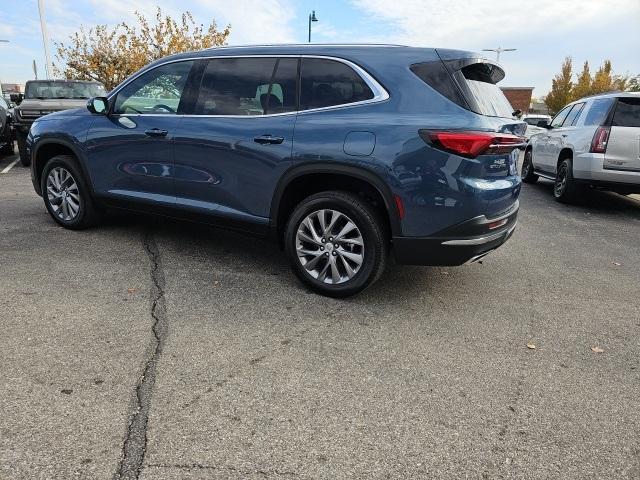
[41,155,102,229]
[16,130,30,166]
[521,148,538,183]
[285,191,387,298]
[553,158,583,203]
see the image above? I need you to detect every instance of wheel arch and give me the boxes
[557,147,573,170]
[270,163,401,243]
[33,139,93,196]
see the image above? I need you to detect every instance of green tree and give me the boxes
[54,8,231,90]
[545,57,574,114]
[572,61,592,100]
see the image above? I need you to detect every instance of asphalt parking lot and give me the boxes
[1,151,639,480]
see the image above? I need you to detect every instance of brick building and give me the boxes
[500,87,534,114]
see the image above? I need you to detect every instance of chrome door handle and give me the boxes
[254,134,284,145]
[145,128,168,137]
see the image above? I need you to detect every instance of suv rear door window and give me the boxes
[196,57,297,115]
[564,102,585,126]
[459,63,513,118]
[582,97,615,126]
[300,58,373,110]
[612,97,640,127]
[550,105,573,128]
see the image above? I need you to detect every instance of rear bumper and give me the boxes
[574,153,640,185]
[392,202,518,266]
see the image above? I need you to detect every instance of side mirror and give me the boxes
[537,120,551,128]
[10,93,23,105]
[87,97,109,115]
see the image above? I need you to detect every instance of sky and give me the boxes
[1,0,638,98]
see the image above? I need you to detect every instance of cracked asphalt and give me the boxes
[1,151,639,479]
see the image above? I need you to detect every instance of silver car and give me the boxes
[522,92,640,202]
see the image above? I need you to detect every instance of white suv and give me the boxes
[522,92,640,202]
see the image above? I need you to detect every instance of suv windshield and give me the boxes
[25,81,106,100]
[524,117,548,126]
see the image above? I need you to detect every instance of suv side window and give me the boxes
[612,97,640,127]
[550,105,573,128]
[114,61,194,115]
[581,97,615,126]
[195,57,297,116]
[300,58,374,110]
[564,102,585,126]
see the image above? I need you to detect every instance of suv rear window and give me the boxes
[612,97,640,127]
[411,60,513,118]
[300,58,373,110]
[582,97,615,126]
[459,63,513,118]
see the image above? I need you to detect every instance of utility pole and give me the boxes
[482,47,517,64]
[0,40,8,97]
[308,11,318,43]
[38,0,53,78]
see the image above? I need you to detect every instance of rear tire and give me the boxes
[285,191,387,298]
[16,130,30,166]
[0,140,14,155]
[41,155,102,229]
[553,158,583,203]
[521,149,538,183]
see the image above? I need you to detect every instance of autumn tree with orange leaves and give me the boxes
[54,8,230,90]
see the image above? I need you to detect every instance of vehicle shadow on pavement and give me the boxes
[525,179,640,219]
[100,210,438,303]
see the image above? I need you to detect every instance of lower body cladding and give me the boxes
[392,202,518,266]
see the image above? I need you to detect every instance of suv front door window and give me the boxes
[114,61,193,115]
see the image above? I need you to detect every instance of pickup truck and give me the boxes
[13,79,106,165]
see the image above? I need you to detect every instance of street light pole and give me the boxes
[308,10,318,43]
[482,47,517,64]
[38,0,53,78]
[0,40,8,97]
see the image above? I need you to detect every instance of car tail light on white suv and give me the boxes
[590,126,610,153]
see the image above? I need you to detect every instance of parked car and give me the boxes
[522,114,551,139]
[0,95,14,155]
[13,79,106,166]
[27,44,524,297]
[522,92,640,202]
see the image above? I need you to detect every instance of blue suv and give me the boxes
[28,44,524,297]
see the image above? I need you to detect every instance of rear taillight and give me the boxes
[590,126,610,154]
[419,130,525,158]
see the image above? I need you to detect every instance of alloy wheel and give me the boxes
[46,167,81,221]
[522,152,531,177]
[295,209,364,284]
[555,164,568,197]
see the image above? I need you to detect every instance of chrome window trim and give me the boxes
[108,54,389,118]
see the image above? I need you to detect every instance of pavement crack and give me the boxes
[146,463,298,476]
[114,230,168,480]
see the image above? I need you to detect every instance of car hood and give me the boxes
[35,107,89,120]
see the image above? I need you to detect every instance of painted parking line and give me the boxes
[1,157,20,174]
